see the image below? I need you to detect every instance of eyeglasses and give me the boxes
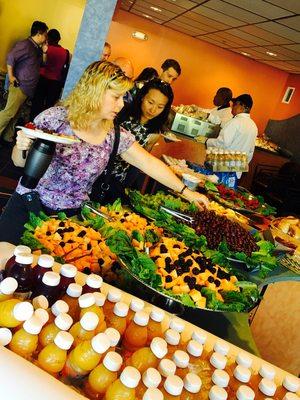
[109,69,126,82]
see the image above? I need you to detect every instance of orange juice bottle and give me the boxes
[70,311,99,347]
[158,359,177,387]
[47,299,70,324]
[186,339,203,374]
[79,293,104,321]
[104,365,141,400]
[123,311,149,352]
[0,327,13,346]
[275,375,300,399]
[209,352,228,371]
[143,387,164,400]
[61,283,82,321]
[9,315,43,358]
[146,307,165,345]
[37,331,74,375]
[169,317,185,335]
[282,394,300,400]
[32,295,49,310]
[212,369,230,389]
[161,375,184,399]
[181,372,202,399]
[102,287,122,318]
[208,385,228,400]
[127,297,144,325]
[0,299,34,328]
[34,308,50,326]
[104,327,121,351]
[63,332,110,379]
[82,274,103,294]
[39,313,73,348]
[0,277,18,302]
[93,292,107,333]
[172,350,190,379]
[248,364,275,392]
[256,378,277,399]
[236,385,255,400]
[106,301,129,336]
[165,329,181,359]
[85,351,123,399]
[191,329,207,346]
[135,367,162,399]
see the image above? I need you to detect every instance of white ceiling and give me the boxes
[120,0,300,74]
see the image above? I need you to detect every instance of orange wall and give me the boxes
[271,74,300,120]
[107,10,290,132]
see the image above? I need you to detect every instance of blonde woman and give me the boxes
[0,61,208,244]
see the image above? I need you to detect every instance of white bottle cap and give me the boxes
[164,329,180,345]
[60,264,77,278]
[91,332,110,354]
[0,277,18,295]
[104,327,121,347]
[85,274,103,289]
[66,283,82,298]
[113,302,129,317]
[150,337,168,359]
[14,245,31,256]
[172,350,190,368]
[187,340,203,357]
[37,254,54,269]
[236,352,253,368]
[0,328,12,346]
[103,351,123,372]
[15,253,33,265]
[107,288,122,303]
[23,315,43,335]
[120,366,141,388]
[258,378,277,396]
[283,375,300,392]
[236,385,255,400]
[129,298,144,312]
[214,340,230,356]
[150,308,165,322]
[212,369,230,388]
[158,359,176,377]
[259,364,276,380]
[42,271,60,286]
[233,365,251,383]
[164,375,183,396]
[210,352,227,370]
[183,373,202,393]
[79,293,95,308]
[192,329,207,344]
[54,331,74,350]
[133,311,149,326]
[94,292,106,306]
[142,368,162,388]
[169,317,185,333]
[80,312,99,331]
[55,313,73,331]
[143,388,163,400]
[32,295,49,310]
[51,300,69,316]
[283,394,300,400]
[34,308,49,325]
[209,385,228,400]
[13,301,34,321]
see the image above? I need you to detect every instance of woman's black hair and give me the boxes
[117,78,174,133]
[47,29,61,45]
[134,67,158,83]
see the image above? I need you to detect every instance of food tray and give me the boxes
[270,217,300,254]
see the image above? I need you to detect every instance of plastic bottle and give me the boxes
[143,387,164,400]
[106,301,128,336]
[0,299,34,328]
[31,255,54,284]
[161,375,184,400]
[228,365,252,397]
[191,329,207,345]
[4,245,31,277]
[228,351,253,373]
[282,394,300,400]
[104,327,121,352]
[34,308,50,326]
[9,315,43,358]
[169,317,185,335]
[127,298,145,325]
[0,327,13,346]
[82,274,103,294]
[85,351,123,399]
[248,364,276,392]
[32,295,49,310]
[104,365,141,400]
[172,350,190,379]
[7,253,33,298]
[197,351,227,395]
[158,359,177,388]
[70,312,99,347]
[37,331,74,375]
[236,385,255,400]
[102,287,122,318]
[209,385,228,400]
[47,299,70,325]
[180,372,202,400]
[63,332,111,379]
[146,307,165,345]
[212,369,230,388]
[165,329,181,359]
[30,271,61,306]
[93,292,107,333]
[61,283,82,321]
[209,352,228,371]
[135,367,162,399]
[123,311,149,352]
[275,375,300,399]
[59,264,77,293]
[186,339,203,374]
[79,293,104,322]
[255,378,277,399]
[0,277,18,302]
[39,313,73,348]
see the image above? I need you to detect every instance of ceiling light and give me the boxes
[241,52,250,56]
[143,14,153,19]
[132,31,148,41]
[266,51,277,57]
[150,6,162,12]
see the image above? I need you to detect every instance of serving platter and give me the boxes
[16,126,81,145]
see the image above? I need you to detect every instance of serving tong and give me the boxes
[159,205,195,224]
[81,202,114,222]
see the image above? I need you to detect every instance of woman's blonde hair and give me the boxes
[62,61,133,132]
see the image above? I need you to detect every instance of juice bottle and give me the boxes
[197,352,227,396]
[0,299,34,328]
[158,358,177,387]
[63,332,111,379]
[169,317,185,335]
[37,330,74,375]
[61,283,82,321]
[191,329,207,345]
[275,375,300,399]
[209,352,228,371]
[102,287,122,318]
[94,293,107,333]
[4,245,31,277]
[9,315,43,358]
[0,327,12,346]
[126,337,168,374]
[82,274,103,294]
[59,264,77,293]
[127,298,144,325]
[79,293,105,329]
[85,351,123,399]
[123,311,149,352]
[32,254,54,284]
[146,307,165,345]
[39,313,73,348]
[248,364,275,392]
[236,385,255,400]
[104,365,141,400]
[228,365,251,397]
[32,295,49,310]
[104,327,120,351]
[172,350,190,379]
[143,387,163,400]
[212,369,230,389]
[161,375,184,400]
[47,299,70,325]
[30,271,61,306]
[228,351,253,373]
[106,301,129,336]
[256,378,277,399]
[165,329,181,359]
[283,394,300,400]
[186,339,203,374]
[69,311,99,347]
[7,253,33,299]
[34,308,50,326]
[0,277,18,302]
[181,372,202,400]
[135,367,162,399]
[208,385,228,400]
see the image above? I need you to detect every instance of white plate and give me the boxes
[161,133,181,142]
[16,126,81,145]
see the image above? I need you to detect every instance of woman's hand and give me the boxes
[16,130,34,151]
[183,188,210,209]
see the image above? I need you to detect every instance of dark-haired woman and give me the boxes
[130,67,158,99]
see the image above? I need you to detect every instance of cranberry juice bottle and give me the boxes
[5,245,31,277]
[7,254,34,299]
[32,255,54,284]
[59,264,77,294]
[30,271,61,306]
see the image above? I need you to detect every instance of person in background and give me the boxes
[160,59,181,85]
[100,42,111,61]
[130,67,158,99]
[202,87,233,128]
[0,21,48,143]
[113,57,134,79]
[30,29,70,119]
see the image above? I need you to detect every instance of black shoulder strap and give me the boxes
[105,122,120,178]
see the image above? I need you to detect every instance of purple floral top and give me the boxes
[16,106,135,209]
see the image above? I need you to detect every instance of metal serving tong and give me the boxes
[82,202,114,222]
[159,205,195,224]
